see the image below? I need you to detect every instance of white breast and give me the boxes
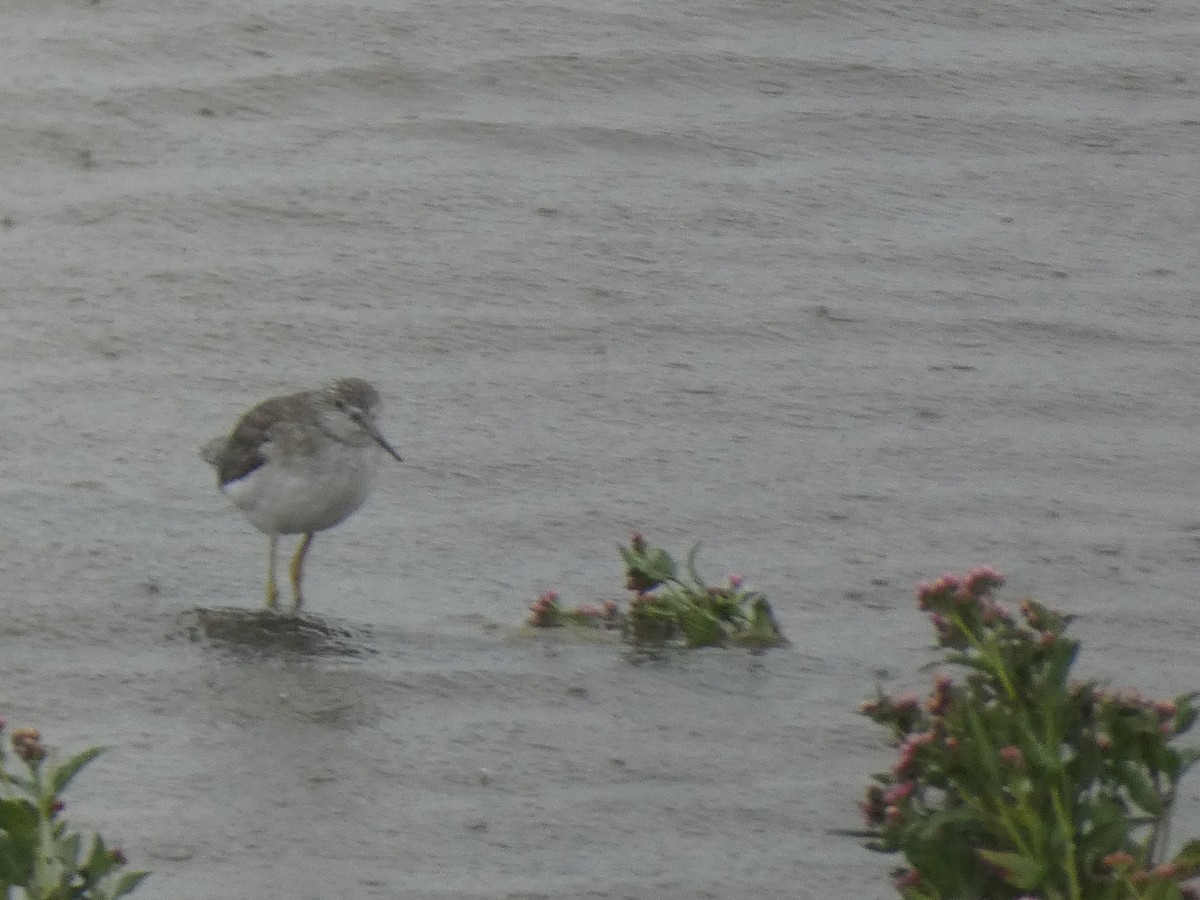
[222,439,379,536]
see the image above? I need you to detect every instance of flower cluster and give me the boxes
[527,590,622,630]
[861,567,1200,900]
[527,590,564,627]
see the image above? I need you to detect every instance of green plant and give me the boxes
[621,534,787,649]
[618,532,676,593]
[860,567,1200,900]
[0,722,148,900]
[525,533,787,650]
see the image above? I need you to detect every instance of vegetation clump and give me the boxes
[860,567,1200,900]
[528,532,788,650]
[0,721,148,900]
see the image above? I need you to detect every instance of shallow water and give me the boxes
[4,0,1200,896]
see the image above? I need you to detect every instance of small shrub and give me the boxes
[859,567,1200,900]
[621,534,787,649]
[527,533,788,650]
[0,721,148,900]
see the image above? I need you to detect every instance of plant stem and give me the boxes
[955,611,1019,703]
[1048,786,1082,900]
[31,764,56,900]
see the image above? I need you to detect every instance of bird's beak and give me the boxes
[365,421,403,462]
[364,424,403,465]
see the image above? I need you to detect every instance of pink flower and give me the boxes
[981,601,1012,624]
[964,565,1003,596]
[893,731,935,776]
[893,748,918,777]
[11,727,45,763]
[916,582,932,609]
[894,869,920,890]
[728,574,746,590]
[933,573,963,595]
[860,785,886,825]
[883,781,914,805]
[927,673,954,714]
[999,745,1025,768]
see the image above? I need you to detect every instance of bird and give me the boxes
[201,377,403,612]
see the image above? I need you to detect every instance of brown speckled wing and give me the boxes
[214,392,308,487]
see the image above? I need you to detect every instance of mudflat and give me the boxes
[4,1,1200,896]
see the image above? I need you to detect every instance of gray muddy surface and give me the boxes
[4,0,1200,896]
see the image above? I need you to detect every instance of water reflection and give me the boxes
[178,606,374,658]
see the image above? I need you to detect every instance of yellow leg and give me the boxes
[289,533,315,612]
[265,536,280,609]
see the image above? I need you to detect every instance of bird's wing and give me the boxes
[213,394,304,487]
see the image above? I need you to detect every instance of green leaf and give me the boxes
[650,550,677,582]
[56,831,82,869]
[1174,692,1199,735]
[1042,636,1080,692]
[111,869,151,898]
[1079,794,1134,856]
[962,706,1002,784]
[683,543,704,587]
[0,841,35,887]
[735,597,787,649]
[0,798,39,887]
[677,603,724,647]
[84,835,118,882]
[1174,746,1200,772]
[976,849,1043,890]
[0,798,38,834]
[1121,764,1163,816]
[1019,731,1063,777]
[2,772,37,794]
[49,746,106,796]
[1167,839,1200,878]
[916,805,987,842]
